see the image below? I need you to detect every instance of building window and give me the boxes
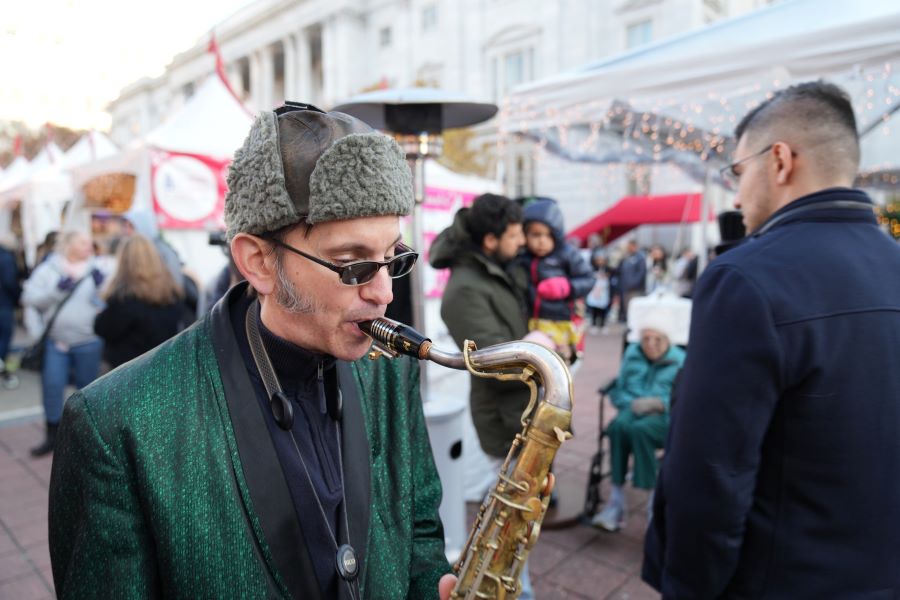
[626,19,653,49]
[505,150,534,198]
[379,26,392,47]
[493,47,534,100]
[422,4,438,32]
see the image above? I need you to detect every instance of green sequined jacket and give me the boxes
[49,284,451,599]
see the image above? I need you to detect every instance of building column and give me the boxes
[321,17,338,107]
[225,63,242,98]
[258,45,275,110]
[282,34,297,101]
[295,28,312,102]
[249,51,263,111]
[321,13,364,106]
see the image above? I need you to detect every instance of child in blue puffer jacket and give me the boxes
[513,197,594,363]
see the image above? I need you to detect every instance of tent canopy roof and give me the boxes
[70,75,253,188]
[505,0,900,179]
[146,75,253,158]
[512,0,900,113]
[61,131,118,169]
[568,193,712,245]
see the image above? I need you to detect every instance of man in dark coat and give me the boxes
[430,194,529,460]
[617,239,646,322]
[643,81,900,598]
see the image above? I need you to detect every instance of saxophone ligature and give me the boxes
[359,317,574,600]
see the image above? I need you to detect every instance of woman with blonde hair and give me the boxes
[22,230,108,456]
[94,234,184,369]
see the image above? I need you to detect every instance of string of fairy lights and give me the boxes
[494,60,900,217]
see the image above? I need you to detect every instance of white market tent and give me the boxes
[0,157,30,192]
[420,160,500,299]
[0,141,106,265]
[503,0,900,189]
[69,74,254,277]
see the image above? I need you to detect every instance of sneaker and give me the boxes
[591,503,625,532]
[1,374,19,390]
[589,326,600,335]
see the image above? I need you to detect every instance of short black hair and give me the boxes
[466,193,523,246]
[734,80,859,173]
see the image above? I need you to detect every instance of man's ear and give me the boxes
[773,141,794,185]
[230,233,277,295]
[482,232,498,256]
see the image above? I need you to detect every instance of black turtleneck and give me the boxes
[231,294,343,599]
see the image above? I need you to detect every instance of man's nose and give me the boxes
[733,194,742,210]
[360,266,394,306]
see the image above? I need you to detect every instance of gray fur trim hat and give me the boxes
[225,104,413,239]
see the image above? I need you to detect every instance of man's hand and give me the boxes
[631,396,665,416]
[439,573,457,600]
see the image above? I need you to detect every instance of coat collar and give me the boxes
[209,283,371,599]
[751,187,875,238]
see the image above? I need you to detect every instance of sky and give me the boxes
[0,0,253,132]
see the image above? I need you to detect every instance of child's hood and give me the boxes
[522,197,566,246]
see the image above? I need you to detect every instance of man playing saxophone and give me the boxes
[49,103,455,599]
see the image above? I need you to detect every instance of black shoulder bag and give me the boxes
[20,276,89,372]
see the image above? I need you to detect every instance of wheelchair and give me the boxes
[579,291,691,525]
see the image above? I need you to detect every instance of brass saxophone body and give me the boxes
[359,317,574,600]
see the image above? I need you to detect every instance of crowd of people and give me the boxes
[0,215,204,457]
[0,79,893,599]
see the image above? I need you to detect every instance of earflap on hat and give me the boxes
[224,111,299,240]
[307,133,413,224]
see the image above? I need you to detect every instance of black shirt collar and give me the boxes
[253,301,337,390]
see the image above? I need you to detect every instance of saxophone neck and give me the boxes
[359,317,573,413]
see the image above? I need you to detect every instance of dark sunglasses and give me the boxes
[272,239,419,286]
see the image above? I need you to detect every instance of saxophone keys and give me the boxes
[526,522,542,550]
[522,496,543,520]
[541,472,556,498]
[554,426,573,443]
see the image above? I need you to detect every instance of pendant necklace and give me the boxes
[246,302,359,600]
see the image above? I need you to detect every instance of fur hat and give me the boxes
[224,104,413,239]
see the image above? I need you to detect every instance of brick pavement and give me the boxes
[0,323,658,599]
[0,421,54,600]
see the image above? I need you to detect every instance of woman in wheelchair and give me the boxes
[592,323,685,532]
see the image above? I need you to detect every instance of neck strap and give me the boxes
[244,299,360,596]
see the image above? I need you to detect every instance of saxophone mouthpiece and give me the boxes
[358,317,432,360]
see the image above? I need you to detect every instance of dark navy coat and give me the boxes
[643,187,900,599]
[514,198,594,321]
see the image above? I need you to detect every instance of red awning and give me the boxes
[568,193,713,245]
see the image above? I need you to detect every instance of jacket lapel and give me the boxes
[210,285,321,600]
[337,361,371,590]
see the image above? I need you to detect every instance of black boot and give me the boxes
[30,422,58,458]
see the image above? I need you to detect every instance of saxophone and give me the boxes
[359,317,574,600]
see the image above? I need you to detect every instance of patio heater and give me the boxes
[333,88,498,400]
[334,89,497,562]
